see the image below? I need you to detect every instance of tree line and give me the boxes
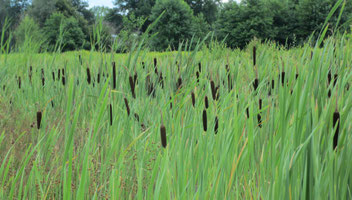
[0,0,351,52]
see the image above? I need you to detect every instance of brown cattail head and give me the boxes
[159,72,164,88]
[259,99,262,110]
[29,66,33,82]
[214,116,219,134]
[176,77,182,90]
[333,111,340,149]
[253,46,256,66]
[62,68,65,76]
[204,96,209,109]
[52,71,55,81]
[246,107,250,118]
[109,104,113,126]
[198,62,202,72]
[41,69,45,86]
[142,62,145,69]
[191,91,195,107]
[333,74,338,86]
[210,80,218,100]
[134,72,138,85]
[170,96,172,109]
[134,113,140,122]
[160,123,167,148]
[36,111,42,129]
[112,62,116,89]
[280,72,285,86]
[154,58,158,74]
[62,76,66,86]
[196,71,200,83]
[146,75,155,97]
[79,55,82,65]
[58,68,61,80]
[18,76,21,89]
[202,109,207,131]
[124,97,130,116]
[97,73,100,83]
[129,76,136,98]
[87,67,91,84]
[257,114,262,128]
[253,78,259,91]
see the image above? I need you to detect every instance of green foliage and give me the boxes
[184,0,219,24]
[44,12,85,51]
[216,0,274,49]
[14,15,44,52]
[150,0,195,50]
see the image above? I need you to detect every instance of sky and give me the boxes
[88,0,240,8]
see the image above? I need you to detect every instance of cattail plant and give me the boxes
[226,65,233,91]
[258,98,262,128]
[246,107,250,118]
[170,96,173,109]
[134,72,138,85]
[62,74,66,86]
[109,104,113,126]
[124,97,130,116]
[18,76,21,89]
[191,91,195,107]
[52,71,55,81]
[154,58,158,74]
[204,96,209,109]
[196,71,200,83]
[214,116,219,134]
[142,62,145,69]
[159,72,164,88]
[129,75,136,98]
[176,77,182,90]
[41,69,45,86]
[160,116,167,148]
[146,75,155,97]
[198,62,202,72]
[79,55,82,65]
[280,71,285,86]
[36,111,42,129]
[333,96,340,150]
[253,46,256,66]
[202,109,207,131]
[58,68,61,80]
[210,80,219,100]
[87,67,91,84]
[97,73,100,83]
[134,113,140,122]
[112,62,117,89]
[29,66,32,82]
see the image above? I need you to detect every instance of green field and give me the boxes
[0,37,352,199]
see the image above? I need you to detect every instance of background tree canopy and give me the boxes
[0,0,351,52]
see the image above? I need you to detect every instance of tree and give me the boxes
[184,0,219,24]
[44,12,85,51]
[150,0,195,50]
[14,15,44,52]
[216,0,274,49]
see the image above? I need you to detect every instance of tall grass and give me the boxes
[0,4,351,199]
